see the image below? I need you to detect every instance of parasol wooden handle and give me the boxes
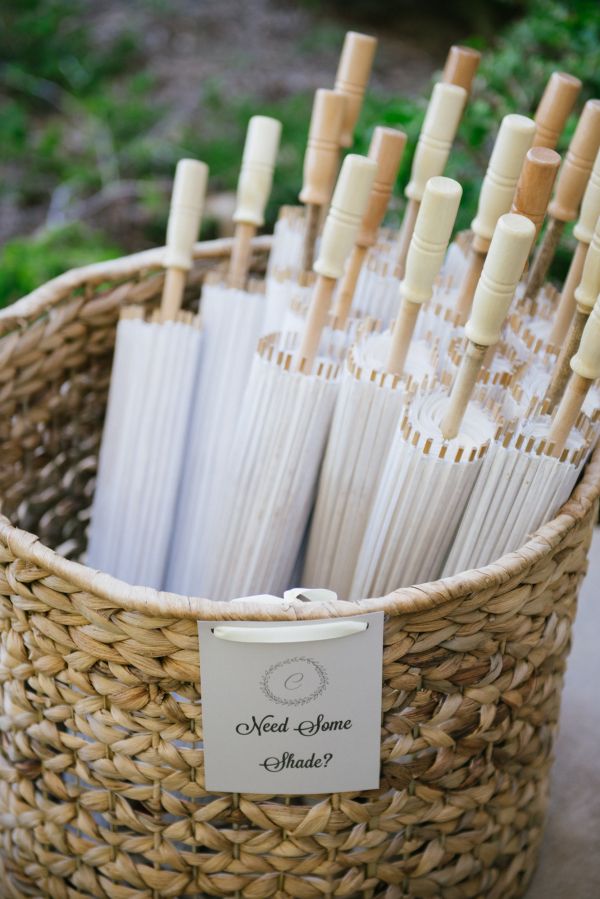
[314,154,377,280]
[442,45,481,94]
[162,158,209,319]
[387,176,461,375]
[549,148,600,343]
[548,98,600,222]
[297,154,377,371]
[358,126,407,247]
[575,216,600,313]
[571,296,600,380]
[548,298,600,456]
[573,146,600,245]
[233,116,281,228]
[333,127,406,327]
[299,89,345,208]
[471,114,536,251]
[230,116,282,287]
[455,115,535,321]
[466,213,536,346]
[510,146,561,239]
[334,31,377,148]
[405,82,467,203]
[533,71,582,149]
[440,213,535,440]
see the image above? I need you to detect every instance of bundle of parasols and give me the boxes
[88,33,600,602]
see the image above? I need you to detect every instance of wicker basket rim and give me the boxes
[1,238,599,622]
[0,235,273,335]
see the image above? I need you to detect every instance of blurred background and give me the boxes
[0,0,597,305]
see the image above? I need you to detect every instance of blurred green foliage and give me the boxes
[0,0,597,305]
[0,224,120,300]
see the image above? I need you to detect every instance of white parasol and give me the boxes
[350,212,535,598]
[87,158,208,587]
[200,154,377,600]
[302,175,461,598]
[164,115,281,595]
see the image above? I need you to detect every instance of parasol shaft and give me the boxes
[548,240,588,344]
[548,295,600,454]
[387,299,420,375]
[160,267,187,320]
[229,221,256,288]
[440,342,487,440]
[455,247,485,322]
[524,216,565,301]
[545,308,589,408]
[333,244,367,327]
[547,372,591,456]
[296,275,336,370]
[395,198,420,278]
[302,202,321,275]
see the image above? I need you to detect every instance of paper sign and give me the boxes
[198,612,384,794]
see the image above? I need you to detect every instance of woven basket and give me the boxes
[0,237,598,899]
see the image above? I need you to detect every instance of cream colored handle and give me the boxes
[574,217,600,313]
[164,158,209,270]
[442,45,481,94]
[548,99,600,222]
[233,116,281,227]
[299,89,345,207]
[357,126,406,247]
[573,147,600,244]
[571,296,600,380]
[465,213,535,346]
[471,114,536,246]
[510,146,560,239]
[533,71,582,149]
[402,176,462,304]
[314,154,377,280]
[334,31,377,148]
[405,83,467,202]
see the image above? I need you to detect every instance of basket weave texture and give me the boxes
[0,239,598,899]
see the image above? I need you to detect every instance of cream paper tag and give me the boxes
[198,611,384,794]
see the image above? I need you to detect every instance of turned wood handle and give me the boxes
[164,158,209,270]
[573,147,600,244]
[510,146,560,238]
[574,217,600,313]
[466,213,535,346]
[471,114,535,249]
[402,176,462,304]
[442,45,481,94]
[405,82,467,202]
[233,116,281,227]
[548,98,600,222]
[334,31,377,148]
[357,126,407,247]
[571,296,600,380]
[533,71,582,149]
[314,154,377,280]
[299,89,345,207]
